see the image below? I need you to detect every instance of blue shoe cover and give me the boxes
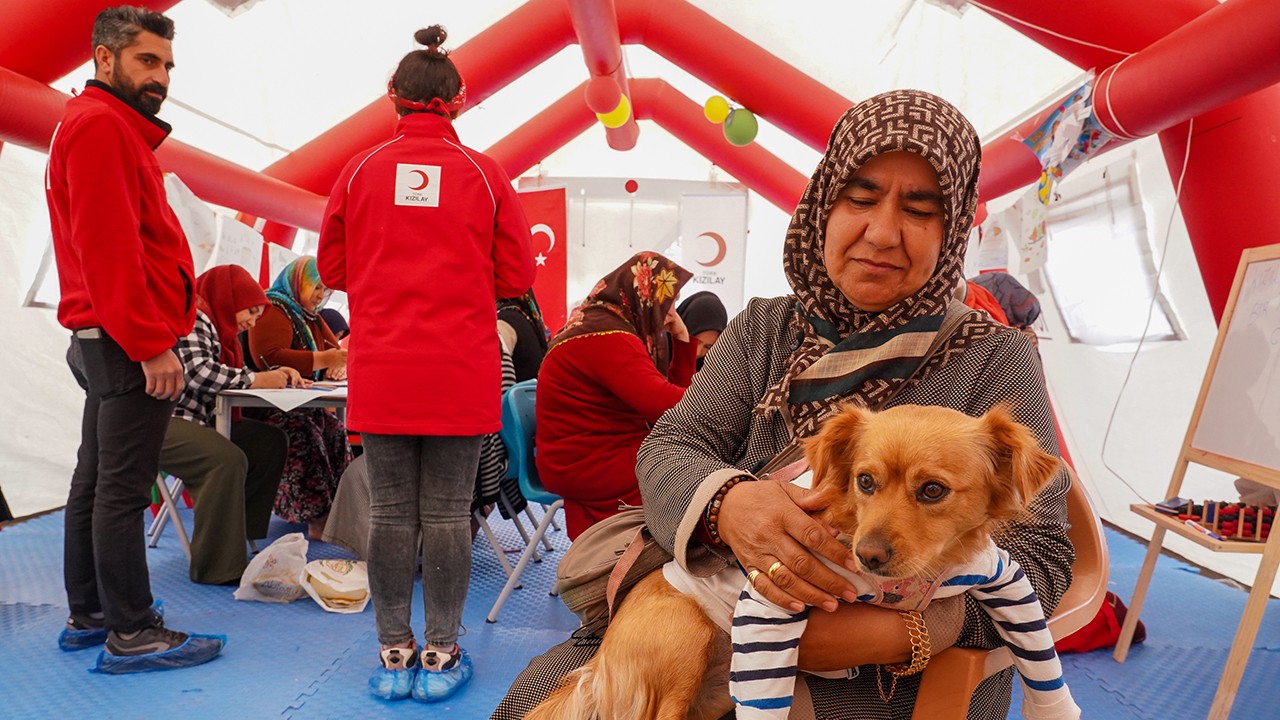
[58,600,165,652]
[412,648,473,703]
[369,665,418,701]
[92,633,224,674]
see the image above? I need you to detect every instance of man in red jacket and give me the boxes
[46,6,222,672]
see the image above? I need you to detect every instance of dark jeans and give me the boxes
[64,334,176,633]
[363,433,481,647]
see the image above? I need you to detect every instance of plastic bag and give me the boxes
[300,559,370,614]
[233,532,309,603]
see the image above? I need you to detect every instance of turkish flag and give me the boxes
[516,187,568,334]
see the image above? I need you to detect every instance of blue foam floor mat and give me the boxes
[3,507,1280,718]
[0,505,577,719]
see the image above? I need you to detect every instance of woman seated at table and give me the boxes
[160,264,299,584]
[676,290,728,371]
[534,251,697,539]
[247,256,352,539]
[494,89,1073,719]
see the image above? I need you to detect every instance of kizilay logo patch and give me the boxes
[395,163,441,207]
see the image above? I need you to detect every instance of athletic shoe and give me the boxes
[411,645,473,703]
[58,600,165,652]
[94,626,224,674]
[369,644,419,701]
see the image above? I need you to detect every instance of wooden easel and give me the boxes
[1114,243,1280,720]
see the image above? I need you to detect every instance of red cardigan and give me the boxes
[535,331,697,539]
[47,82,196,361]
[317,112,535,435]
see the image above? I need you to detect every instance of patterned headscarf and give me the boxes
[266,256,326,353]
[195,264,267,368]
[759,90,998,437]
[549,252,693,375]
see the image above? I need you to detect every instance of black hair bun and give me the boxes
[414,25,447,50]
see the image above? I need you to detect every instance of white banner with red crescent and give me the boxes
[516,186,569,333]
[678,193,748,315]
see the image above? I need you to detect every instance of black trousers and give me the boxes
[64,333,176,633]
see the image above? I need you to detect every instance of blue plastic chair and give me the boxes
[487,379,564,623]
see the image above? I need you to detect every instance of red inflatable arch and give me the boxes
[2,0,1280,316]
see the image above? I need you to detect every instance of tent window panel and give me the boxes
[1042,159,1181,346]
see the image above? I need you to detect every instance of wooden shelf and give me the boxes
[1131,504,1267,554]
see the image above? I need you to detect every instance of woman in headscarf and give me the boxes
[535,251,697,539]
[160,264,297,584]
[247,255,352,539]
[316,24,535,704]
[494,90,1072,719]
[496,290,550,382]
[676,290,729,370]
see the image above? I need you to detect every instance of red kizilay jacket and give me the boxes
[318,112,535,436]
[46,81,196,361]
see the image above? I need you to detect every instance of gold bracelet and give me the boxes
[704,475,752,547]
[876,610,932,703]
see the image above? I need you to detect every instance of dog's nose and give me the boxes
[856,538,893,572]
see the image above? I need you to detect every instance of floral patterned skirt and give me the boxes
[256,407,351,523]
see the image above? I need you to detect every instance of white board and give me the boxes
[1192,255,1280,471]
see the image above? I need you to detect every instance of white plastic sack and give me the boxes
[233,532,309,603]
[301,559,370,614]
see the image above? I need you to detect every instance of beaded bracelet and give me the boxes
[876,610,932,703]
[704,474,753,547]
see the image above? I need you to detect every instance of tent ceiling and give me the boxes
[32,1,1083,179]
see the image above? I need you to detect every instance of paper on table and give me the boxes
[313,380,347,388]
[222,388,346,412]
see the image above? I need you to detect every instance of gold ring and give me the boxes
[767,560,784,580]
[747,569,761,586]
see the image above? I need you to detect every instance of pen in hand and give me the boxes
[258,354,302,388]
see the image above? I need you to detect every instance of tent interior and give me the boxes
[3,0,1280,716]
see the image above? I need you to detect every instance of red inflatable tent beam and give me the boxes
[0,0,181,85]
[242,0,576,243]
[973,0,1210,70]
[568,0,640,151]
[486,79,807,214]
[1089,0,1280,141]
[0,66,326,231]
[633,79,808,213]
[615,0,849,154]
[258,0,572,196]
[484,84,597,180]
[253,0,843,228]
[977,0,1280,318]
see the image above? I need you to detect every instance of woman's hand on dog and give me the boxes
[719,480,859,613]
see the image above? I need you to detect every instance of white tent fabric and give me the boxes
[3,0,1271,593]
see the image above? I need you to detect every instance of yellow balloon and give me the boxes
[703,95,730,123]
[597,94,631,129]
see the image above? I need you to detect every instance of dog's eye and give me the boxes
[856,473,875,493]
[918,482,949,503]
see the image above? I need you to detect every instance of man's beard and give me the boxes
[112,73,166,117]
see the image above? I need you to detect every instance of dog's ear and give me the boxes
[980,404,1062,520]
[805,403,872,493]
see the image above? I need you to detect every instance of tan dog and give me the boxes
[528,403,1062,720]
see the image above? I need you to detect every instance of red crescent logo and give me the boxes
[696,232,727,267]
[409,170,430,191]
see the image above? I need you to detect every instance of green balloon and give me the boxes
[722,108,758,146]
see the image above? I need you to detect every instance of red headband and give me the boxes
[387,75,467,117]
